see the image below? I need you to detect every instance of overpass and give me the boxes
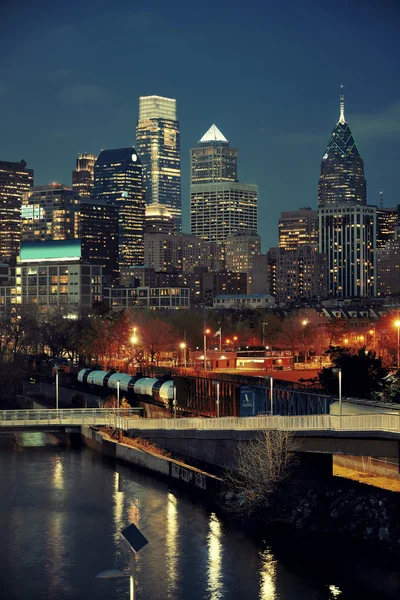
[0,408,142,430]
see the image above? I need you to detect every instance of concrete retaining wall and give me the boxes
[80,426,220,493]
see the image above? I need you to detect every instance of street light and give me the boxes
[131,327,138,369]
[179,342,187,367]
[332,368,342,416]
[265,376,274,415]
[395,319,400,368]
[203,328,210,371]
[262,322,268,347]
[55,368,59,413]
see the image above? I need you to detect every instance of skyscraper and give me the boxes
[21,184,80,242]
[0,159,34,264]
[72,153,97,198]
[190,125,258,242]
[318,87,366,207]
[318,88,375,297]
[136,96,181,230]
[278,207,318,251]
[93,148,145,269]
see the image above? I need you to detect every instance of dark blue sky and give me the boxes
[1,0,399,250]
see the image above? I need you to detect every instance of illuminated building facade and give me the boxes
[0,159,34,264]
[377,229,400,296]
[103,286,190,312]
[278,207,318,251]
[318,204,376,297]
[72,153,97,198]
[144,232,223,273]
[16,240,102,311]
[190,124,257,242]
[275,245,328,302]
[93,148,145,269]
[21,184,80,243]
[225,231,261,273]
[376,206,399,248]
[318,88,366,207]
[144,204,176,234]
[136,96,181,230]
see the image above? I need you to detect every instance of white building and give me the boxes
[212,293,275,310]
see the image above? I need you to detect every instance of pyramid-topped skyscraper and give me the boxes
[318,87,366,206]
[190,124,258,242]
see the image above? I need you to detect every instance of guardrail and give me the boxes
[1,410,400,435]
[119,413,400,434]
[0,408,141,427]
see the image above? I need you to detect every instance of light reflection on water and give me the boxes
[0,435,398,600]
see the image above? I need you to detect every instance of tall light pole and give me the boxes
[117,380,120,410]
[216,382,220,418]
[333,368,342,416]
[395,319,400,369]
[180,342,187,367]
[262,322,268,347]
[203,328,210,371]
[131,327,137,370]
[55,368,59,412]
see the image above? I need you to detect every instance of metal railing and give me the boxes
[120,413,400,434]
[0,408,141,428]
[1,410,400,436]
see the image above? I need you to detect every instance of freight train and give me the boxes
[77,369,174,405]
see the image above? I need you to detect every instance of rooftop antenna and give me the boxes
[339,85,345,124]
[380,191,384,209]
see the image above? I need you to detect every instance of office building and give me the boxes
[136,96,181,230]
[275,245,328,302]
[93,148,145,269]
[21,184,80,242]
[103,285,190,312]
[377,229,400,296]
[0,159,34,264]
[144,203,176,234]
[16,240,102,311]
[72,153,97,198]
[376,206,399,248]
[79,200,119,284]
[225,231,261,274]
[213,293,275,310]
[278,207,318,251]
[190,125,258,242]
[318,204,376,297]
[144,232,223,273]
[318,87,366,207]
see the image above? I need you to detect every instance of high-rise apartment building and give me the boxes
[93,148,145,269]
[278,207,318,251]
[275,245,328,302]
[225,231,261,273]
[136,96,181,230]
[21,184,80,242]
[318,89,375,298]
[72,153,97,198]
[0,159,34,264]
[318,88,366,207]
[190,125,258,242]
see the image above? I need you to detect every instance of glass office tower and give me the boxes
[72,153,97,198]
[136,96,181,230]
[93,148,145,269]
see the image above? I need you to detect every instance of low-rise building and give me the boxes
[103,286,190,311]
[212,293,275,309]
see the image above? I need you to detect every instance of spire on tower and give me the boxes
[339,85,345,124]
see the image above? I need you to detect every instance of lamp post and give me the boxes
[203,328,210,371]
[216,382,220,418]
[262,322,268,347]
[55,368,59,413]
[180,342,187,367]
[131,327,137,370]
[117,380,120,410]
[333,368,342,416]
[395,319,400,368]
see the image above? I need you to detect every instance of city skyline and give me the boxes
[1,0,398,252]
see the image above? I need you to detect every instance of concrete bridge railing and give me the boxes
[0,408,141,428]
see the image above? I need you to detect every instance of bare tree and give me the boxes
[224,429,297,516]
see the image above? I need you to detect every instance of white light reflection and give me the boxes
[52,457,64,490]
[207,512,223,599]
[166,492,178,595]
[259,548,277,600]
[329,584,342,597]
[113,471,124,543]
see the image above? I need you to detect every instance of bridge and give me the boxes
[0,408,142,429]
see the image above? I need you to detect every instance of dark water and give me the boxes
[0,433,399,600]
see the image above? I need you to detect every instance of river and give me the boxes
[0,432,398,600]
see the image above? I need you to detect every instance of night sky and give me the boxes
[1,0,399,250]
